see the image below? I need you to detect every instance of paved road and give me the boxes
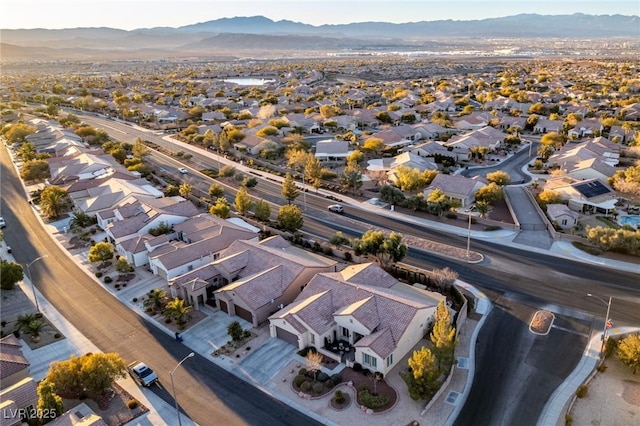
[454,292,591,426]
[1,147,322,426]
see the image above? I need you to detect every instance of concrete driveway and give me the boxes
[237,338,298,385]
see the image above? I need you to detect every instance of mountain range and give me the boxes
[1,14,638,61]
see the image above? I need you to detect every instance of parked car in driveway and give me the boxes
[127,361,158,386]
[327,204,344,213]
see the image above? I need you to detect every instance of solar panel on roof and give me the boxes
[573,181,610,198]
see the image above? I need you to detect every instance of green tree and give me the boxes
[394,165,427,192]
[228,321,244,342]
[541,132,565,149]
[46,353,126,399]
[143,288,169,313]
[400,347,441,401]
[537,143,556,161]
[39,185,70,220]
[164,184,180,197]
[485,170,511,186]
[304,155,322,186]
[208,183,225,199]
[1,259,24,290]
[278,204,304,233]
[88,242,114,264]
[115,257,132,273]
[17,141,37,161]
[254,199,271,222]
[209,197,230,219]
[379,184,405,206]
[537,189,562,206]
[352,230,407,263]
[234,187,253,216]
[474,182,504,204]
[617,334,640,374]
[132,138,150,158]
[362,137,385,154]
[69,210,96,231]
[282,173,300,204]
[340,161,363,195]
[20,159,51,182]
[430,300,458,372]
[179,182,193,199]
[163,298,192,327]
[4,122,36,144]
[37,379,63,424]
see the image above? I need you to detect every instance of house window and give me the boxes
[214,253,220,260]
[561,219,567,226]
[386,354,393,367]
[342,327,350,338]
[363,353,377,368]
[310,334,315,344]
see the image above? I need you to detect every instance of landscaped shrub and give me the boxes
[353,362,362,372]
[333,390,346,404]
[103,276,112,283]
[576,384,588,398]
[95,272,103,278]
[597,364,608,373]
[300,381,311,392]
[330,373,342,384]
[313,382,324,394]
[317,372,330,382]
[294,375,306,387]
[358,386,390,409]
[132,297,138,303]
[298,368,307,376]
[127,399,139,409]
[54,333,61,339]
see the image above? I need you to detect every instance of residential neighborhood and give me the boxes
[1,7,640,426]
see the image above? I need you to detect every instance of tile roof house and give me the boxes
[543,177,617,214]
[0,335,30,388]
[212,236,337,327]
[268,263,445,375]
[444,126,506,154]
[47,147,131,185]
[424,174,488,208]
[546,204,579,230]
[102,195,199,245]
[0,336,37,426]
[548,137,620,181]
[48,402,108,426]
[314,139,352,162]
[149,215,258,283]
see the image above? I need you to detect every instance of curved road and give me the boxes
[1,148,321,426]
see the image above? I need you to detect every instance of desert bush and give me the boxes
[597,364,608,373]
[330,373,342,384]
[576,384,588,398]
[313,383,324,394]
[317,372,330,382]
[127,399,139,409]
[300,381,311,392]
[358,386,390,409]
[103,276,112,283]
[95,272,103,278]
[298,368,307,376]
[294,375,306,387]
[333,390,346,404]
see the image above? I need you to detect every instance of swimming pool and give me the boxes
[619,215,640,229]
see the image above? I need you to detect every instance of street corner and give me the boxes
[529,310,555,335]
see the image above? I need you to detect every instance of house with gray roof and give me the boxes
[0,336,37,426]
[211,236,337,327]
[314,139,352,162]
[268,263,445,375]
[424,174,488,208]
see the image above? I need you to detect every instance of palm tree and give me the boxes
[143,288,168,313]
[26,319,46,342]
[15,313,36,334]
[475,201,490,218]
[163,298,192,328]
[39,186,70,220]
[69,210,95,231]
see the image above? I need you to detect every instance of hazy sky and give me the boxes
[2,0,639,30]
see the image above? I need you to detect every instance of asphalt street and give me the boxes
[1,147,323,426]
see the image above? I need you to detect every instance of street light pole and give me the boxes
[466,211,472,260]
[26,254,48,313]
[587,293,613,358]
[170,352,195,426]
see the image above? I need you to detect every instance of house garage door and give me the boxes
[219,300,228,313]
[234,305,253,323]
[275,327,298,346]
